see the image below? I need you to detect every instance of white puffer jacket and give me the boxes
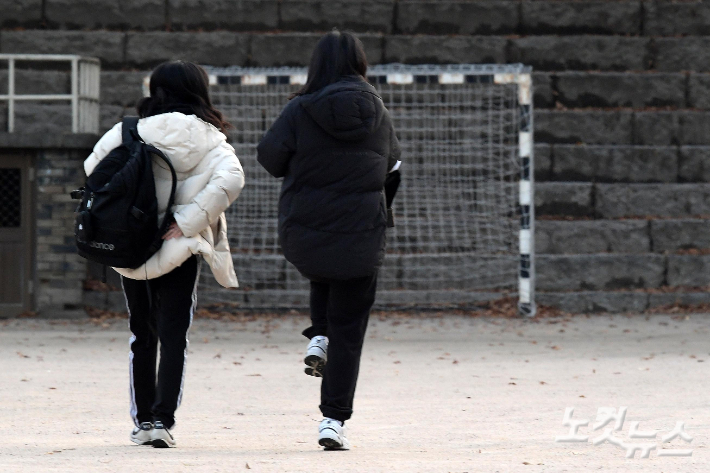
[84,112,245,288]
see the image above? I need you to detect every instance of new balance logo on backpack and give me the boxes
[71,117,177,269]
[88,241,115,251]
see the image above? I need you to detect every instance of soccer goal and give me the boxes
[200,64,535,316]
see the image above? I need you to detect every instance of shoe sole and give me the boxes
[319,437,349,450]
[304,355,326,377]
[130,438,153,446]
[152,438,175,448]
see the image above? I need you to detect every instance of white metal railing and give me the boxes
[0,54,100,134]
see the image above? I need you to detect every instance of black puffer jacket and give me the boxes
[257,76,401,280]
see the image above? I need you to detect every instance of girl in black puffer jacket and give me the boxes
[257,30,401,450]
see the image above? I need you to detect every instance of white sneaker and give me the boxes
[151,421,176,448]
[130,422,153,445]
[318,418,350,450]
[305,336,328,377]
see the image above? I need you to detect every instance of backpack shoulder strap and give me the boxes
[121,116,140,146]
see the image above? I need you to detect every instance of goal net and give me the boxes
[200,64,535,315]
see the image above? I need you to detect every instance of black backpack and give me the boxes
[71,117,177,269]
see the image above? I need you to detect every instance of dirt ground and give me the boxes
[0,312,708,473]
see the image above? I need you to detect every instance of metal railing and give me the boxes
[0,54,100,134]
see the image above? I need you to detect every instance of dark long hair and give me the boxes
[137,61,232,132]
[293,30,368,98]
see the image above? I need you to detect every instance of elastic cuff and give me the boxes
[320,405,352,422]
[302,326,327,340]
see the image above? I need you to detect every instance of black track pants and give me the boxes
[121,255,201,429]
[302,273,378,422]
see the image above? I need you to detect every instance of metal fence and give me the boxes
[0,54,100,134]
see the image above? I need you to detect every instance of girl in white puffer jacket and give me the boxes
[84,61,245,448]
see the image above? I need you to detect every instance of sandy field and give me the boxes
[0,312,708,473]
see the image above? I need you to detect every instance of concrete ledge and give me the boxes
[536,291,649,313]
[644,2,710,36]
[396,0,518,35]
[0,0,43,28]
[656,37,710,73]
[170,0,278,32]
[521,1,642,36]
[536,220,650,254]
[536,110,633,145]
[0,133,98,150]
[509,36,649,72]
[555,72,686,109]
[667,255,710,287]
[648,292,710,309]
[536,254,666,291]
[45,0,165,30]
[280,0,395,33]
[539,289,710,313]
[551,145,678,183]
[595,183,710,218]
[535,182,594,217]
[0,30,126,67]
[651,219,710,252]
[384,35,507,65]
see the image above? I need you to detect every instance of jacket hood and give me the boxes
[300,77,386,141]
[137,112,227,173]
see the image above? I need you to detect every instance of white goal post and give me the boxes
[196,64,535,316]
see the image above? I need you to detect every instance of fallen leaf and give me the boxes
[17,352,29,359]
[539,381,547,385]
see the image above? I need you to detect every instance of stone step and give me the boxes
[537,291,710,314]
[2,28,710,72]
[7,1,710,39]
[536,182,710,218]
[537,254,710,292]
[536,145,710,184]
[537,219,710,254]
[536,110,710,146]
[536,220,650,254]
[535,71,710,110]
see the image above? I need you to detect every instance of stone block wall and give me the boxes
[0,135,96,317]
[2,0,709,313]
[34,148,87,314]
